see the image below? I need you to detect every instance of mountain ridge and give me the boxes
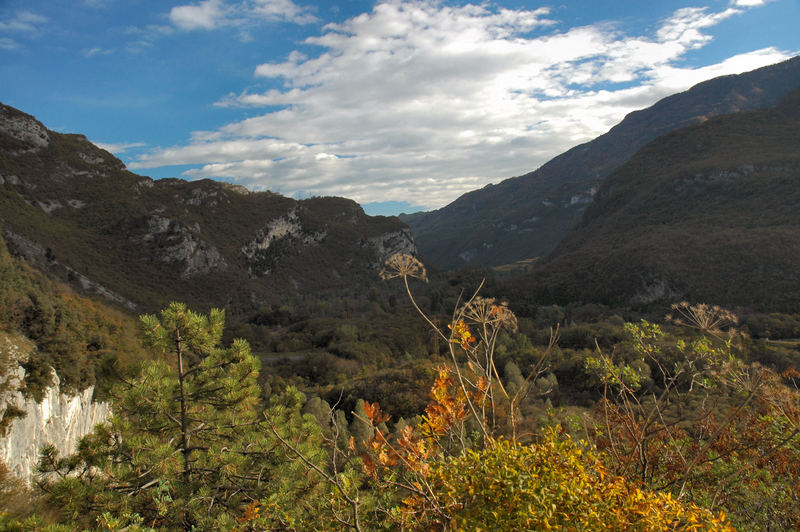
[403,56,800,269]
[513,86,800,310]
[0,103,415,315]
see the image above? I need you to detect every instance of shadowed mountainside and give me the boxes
[513,87,800,311]
[403,56,800,269]
[0,103,415,315]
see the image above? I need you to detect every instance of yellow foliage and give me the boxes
[406,429,735,531]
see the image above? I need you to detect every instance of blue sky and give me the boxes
[2,0,798,215]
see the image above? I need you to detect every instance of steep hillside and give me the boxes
[404,56,800,268]
[517,87,800,311]
[0,232,143,398]
[0,103,415,315]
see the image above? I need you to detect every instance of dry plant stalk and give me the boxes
[666,302,738,338]
[268,253,558,530]
[380,253,554,443]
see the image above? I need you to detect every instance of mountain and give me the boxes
[515,87,800,311]
[403,56,800,269]
[0,103,415,315]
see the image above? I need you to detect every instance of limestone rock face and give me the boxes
[1,372,109,484]
[367,229,417,266]
[0,107,50,153]
[0,336,109,484]
[140,215,228,278]
[241,208,327,277]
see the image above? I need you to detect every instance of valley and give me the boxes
[1,56,800,530]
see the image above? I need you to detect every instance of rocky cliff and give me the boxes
[0,333,109,484]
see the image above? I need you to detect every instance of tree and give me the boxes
[40,303,327,530]
[584,304,800,530]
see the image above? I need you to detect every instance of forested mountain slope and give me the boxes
[0,103,415,315]
[404,56,800,269]
[517,87,800,310]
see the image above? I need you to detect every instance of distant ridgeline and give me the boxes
[517,86,800,311]
[0,103,416,316]
[3,56,800,318]
[404,56,800,271]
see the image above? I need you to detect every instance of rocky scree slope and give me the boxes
[0,103,416,314]
[403,56,800,269]
[516,87,800,311]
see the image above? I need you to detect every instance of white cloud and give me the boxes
[0,37,19,50]
[132,0,791,209]
[93,141,146,154]
[122,24,175,53]
[168,0,316,31]
[252,0,318,24]
[0,10,47,33]
[170,0,227,30]
[83,46,115,57]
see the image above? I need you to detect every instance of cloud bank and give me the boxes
[130,0,792,209]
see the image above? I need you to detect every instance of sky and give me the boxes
[1,0,798,215]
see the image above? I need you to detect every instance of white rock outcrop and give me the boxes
[0,110,50,152]
[367,229,417,266]
[241,209,326,276]
[0,361,110,484]
[141,215,228,277]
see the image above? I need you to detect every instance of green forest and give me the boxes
[1,241,799,531]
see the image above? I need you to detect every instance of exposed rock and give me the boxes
[367,229,417,266]
[133,179,154,197]
[459,249,478,262]
[0,335,109,485]
[631,278,678,305]
[220,182,252,195]
[140,215,228,278]
[0,173,21,186]
[241,209,327,276]
[74,269,138,311]
[37,199,63,214]
[0,108,50,153]
[567,185,598,206]
[672,165,760,194]
[77,152,105,165]
[2,229,47,262]
[146,214,172,235]
[186,187,219,207]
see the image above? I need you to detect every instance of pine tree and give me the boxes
[40,302,327,530]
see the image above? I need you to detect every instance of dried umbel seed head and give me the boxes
[380,253,428,282]
[666,302,738,335]
[461,297,518,332]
